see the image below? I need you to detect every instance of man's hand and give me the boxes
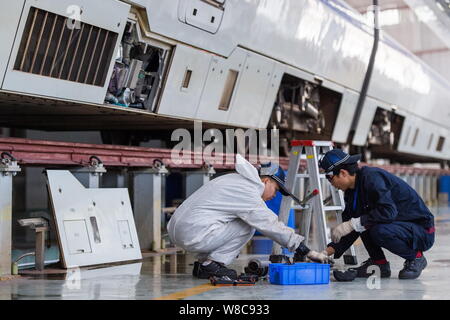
[295,243,334,264]
[331,220,354,243]
[306,250,334,264]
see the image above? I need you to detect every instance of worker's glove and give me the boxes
[331,221,354,243]
[294,243,333,264]
[293,242,311,262]
[306,250,334,264]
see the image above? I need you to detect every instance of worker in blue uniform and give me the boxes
[319,149,435,280]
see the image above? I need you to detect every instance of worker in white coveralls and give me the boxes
[168,154,333,279]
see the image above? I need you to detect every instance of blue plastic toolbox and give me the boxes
[269,263,330,285]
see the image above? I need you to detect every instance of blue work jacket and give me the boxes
[329,166,435,257]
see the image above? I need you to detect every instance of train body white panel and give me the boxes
[146,0,370,95]
[120,0,147,8]
[226,52,276,128]
[2,0,129,104]
[258,64,285,129]
[157,44,212,119]
[146,0,235,56]
[238,0,372,98]
[332,89,359,144]
[398,116,450,160]
[400,116,425,157]
[368,36,450,130]
[352,98,378,146]
[158,45,282,129]
[0,1,25,88]
[194,48,248,124]
[179,0,225,34]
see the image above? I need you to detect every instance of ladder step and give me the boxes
[291,140,334,147]
[324,206,344,211]
[296,174,328,179]
[292,205,311,210]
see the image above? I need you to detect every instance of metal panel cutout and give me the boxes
[47,170,141,268]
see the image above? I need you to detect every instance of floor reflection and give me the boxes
[1,204,449,300]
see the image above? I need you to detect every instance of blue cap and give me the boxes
[318,149,361,174]
[259,162,291,197]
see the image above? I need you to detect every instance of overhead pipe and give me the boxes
[348,0,380,145]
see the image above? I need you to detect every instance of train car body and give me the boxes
[0,0,449,163]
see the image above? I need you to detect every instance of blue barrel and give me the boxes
[251,237,274,254]
[439,176,450,202]
[251,237,294,255]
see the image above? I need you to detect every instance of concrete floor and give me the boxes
[1,206,450,300]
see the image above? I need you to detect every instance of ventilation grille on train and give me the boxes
[14,7,118,87]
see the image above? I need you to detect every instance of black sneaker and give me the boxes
[398,256,427,280]
[349,258,391,278]
[192,261,201,277]
[193,261,238,280]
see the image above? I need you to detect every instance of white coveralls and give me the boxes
[167,155,305,265]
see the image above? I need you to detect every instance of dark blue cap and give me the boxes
[318,149,361,174]
[259,162,291,196]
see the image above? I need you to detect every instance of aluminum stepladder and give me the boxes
[272,140,358,265]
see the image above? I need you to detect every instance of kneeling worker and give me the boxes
[319,149,435,280]
[168,154,332,279]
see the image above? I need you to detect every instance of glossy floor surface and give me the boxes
[1,206,450,300]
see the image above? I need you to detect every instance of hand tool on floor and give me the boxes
[244,259,270,277]
[209,273,258,286]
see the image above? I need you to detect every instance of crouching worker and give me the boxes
[318,149,435,280]
[168,154,332,279]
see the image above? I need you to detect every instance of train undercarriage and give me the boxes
[0,9,446,167]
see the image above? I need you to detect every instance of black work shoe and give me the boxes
[192,261,201,277]
[349,258,391,278]
[193,261,238,280]
[398,256,427,280]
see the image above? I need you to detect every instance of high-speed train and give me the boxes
[0,0,449,164]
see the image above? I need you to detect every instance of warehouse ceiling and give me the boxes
[436,0,450,15]
[344,0,450,82]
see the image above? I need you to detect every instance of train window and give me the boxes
[436,136,445,152]
[428,134,434,150]
[182,69,193,89]
[218,70,239,111]
[411,128,419,146]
